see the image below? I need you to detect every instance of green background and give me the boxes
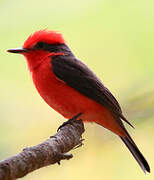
[0,0,154,179]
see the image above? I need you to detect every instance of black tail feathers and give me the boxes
[120,135,150,173]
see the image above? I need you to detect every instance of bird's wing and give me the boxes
[51,55,133,128]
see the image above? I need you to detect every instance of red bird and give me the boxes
[8,30,150,173]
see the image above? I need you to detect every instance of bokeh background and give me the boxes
[0,0,154,179]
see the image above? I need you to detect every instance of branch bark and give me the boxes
[0,115,85,180]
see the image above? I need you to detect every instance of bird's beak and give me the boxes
[7,47,27,54]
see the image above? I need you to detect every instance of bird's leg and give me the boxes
[57,112,82,132]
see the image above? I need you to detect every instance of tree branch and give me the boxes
[0,115,85,180]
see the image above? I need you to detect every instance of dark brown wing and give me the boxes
[51,54,133,127]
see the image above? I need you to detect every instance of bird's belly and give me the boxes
[32,62,101,119]
[32,71,90,118]
[31,62,86,118]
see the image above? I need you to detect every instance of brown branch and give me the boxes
[0,116,85,180]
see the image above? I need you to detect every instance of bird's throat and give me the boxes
[24,51,62,72]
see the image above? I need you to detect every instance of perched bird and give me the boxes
[8,30,150,173]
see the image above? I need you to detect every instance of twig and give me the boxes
[0,116,85,180]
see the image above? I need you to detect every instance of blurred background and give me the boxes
[0,0,154,179]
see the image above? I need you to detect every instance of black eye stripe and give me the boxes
[33,41,63,52]
[34,42,46,49]
[32,42,73,56]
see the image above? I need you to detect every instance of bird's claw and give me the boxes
[57,113,82,132]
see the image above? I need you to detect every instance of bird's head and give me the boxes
[7,30,66,70]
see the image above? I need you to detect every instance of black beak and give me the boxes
[7,47,27,54]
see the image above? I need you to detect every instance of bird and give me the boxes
[7,29,150,173]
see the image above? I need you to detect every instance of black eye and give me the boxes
[34,42,46,49]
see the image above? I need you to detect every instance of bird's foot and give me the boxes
[57,113,82,132]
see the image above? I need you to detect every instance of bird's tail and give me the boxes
[120,133,150,173]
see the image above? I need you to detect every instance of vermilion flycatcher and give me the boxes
[8,30,150,173]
